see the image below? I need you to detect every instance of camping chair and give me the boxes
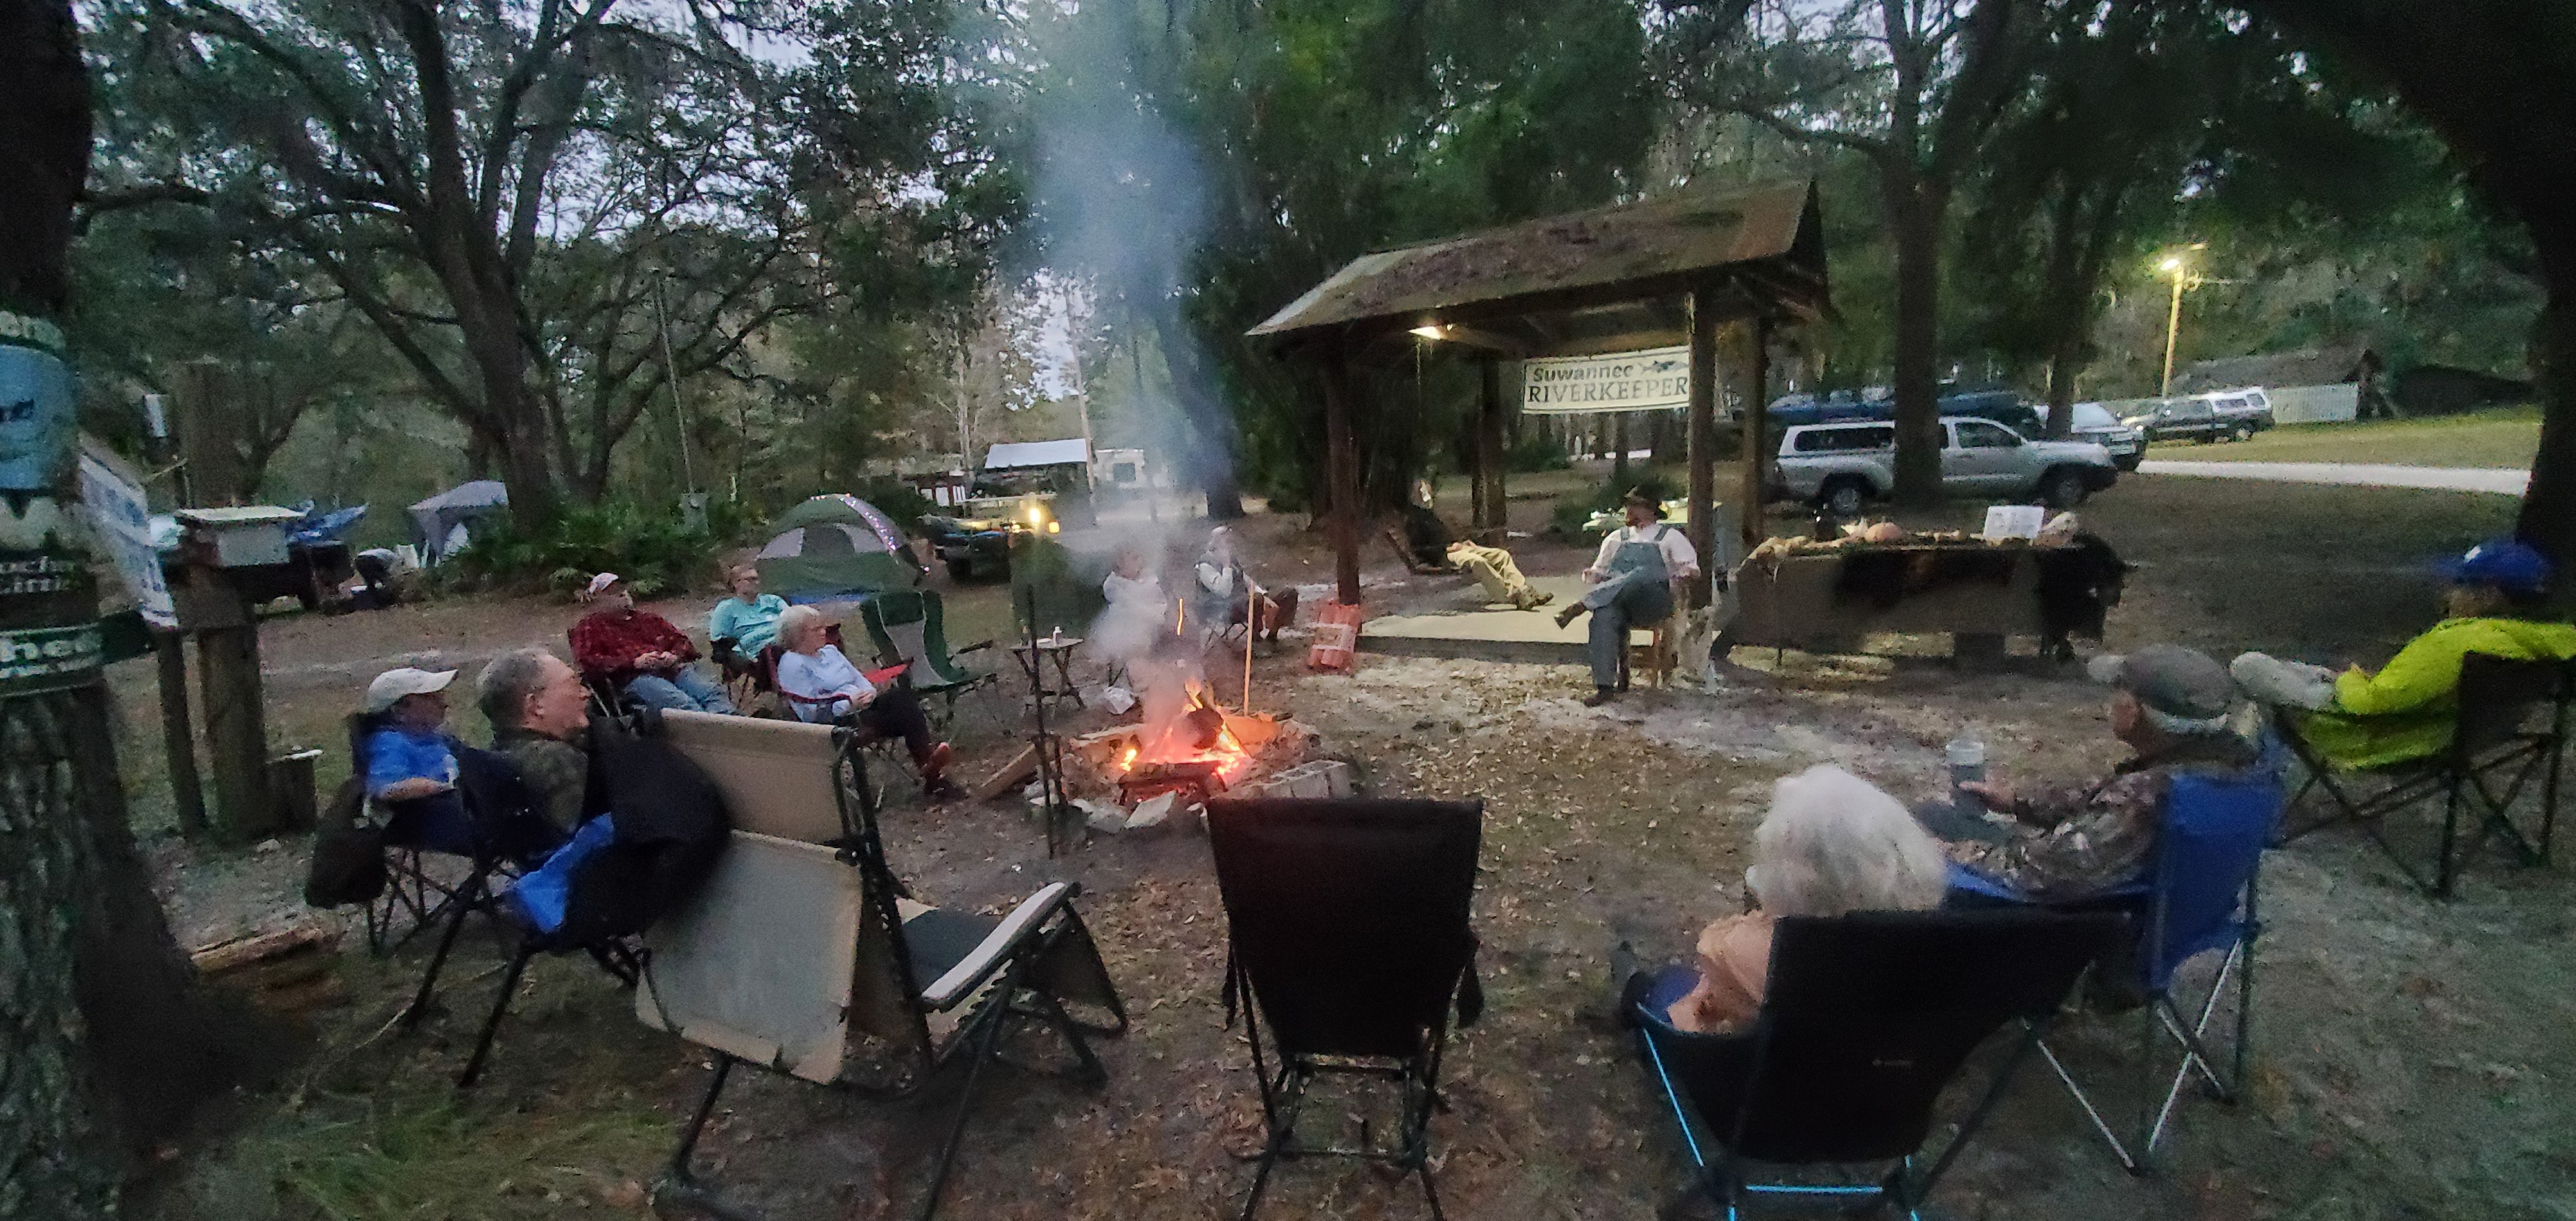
[861,588,1000,732]
[756,642,921,800]
[712,636,770,709]
[1631,910,2124,1219]
[2271,652,2568,897]
[1949,769,2285,1173]
[347,713,558,958]
[1618,603,1690,692]
[400,720,723,1089]
[1205,797,1485,1220]
[640,709,1126,1221]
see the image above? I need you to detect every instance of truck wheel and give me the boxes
[2040,468,2090,509]
[2229,424,2253,442]
[1820,479,1869,519]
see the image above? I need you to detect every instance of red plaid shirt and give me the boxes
[570,608,698,684]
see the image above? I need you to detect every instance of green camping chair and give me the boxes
[861,588,1000,732]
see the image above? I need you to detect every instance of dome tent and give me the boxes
[754,495,923,602]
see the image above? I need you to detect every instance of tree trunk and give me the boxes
[1,5,263,1211]
[2038,186,2088,438]
[2519,228,2576,567]
[1887,187,1948,503]
[1148,304,1243,519]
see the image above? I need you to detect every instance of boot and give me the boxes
[1554,602,1585,629]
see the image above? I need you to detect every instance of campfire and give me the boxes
[1063,680,1314,814]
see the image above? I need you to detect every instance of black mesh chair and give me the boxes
[1631,910,2123,1219]
[2274,652,2569,897]
[1206,797,1485,1221]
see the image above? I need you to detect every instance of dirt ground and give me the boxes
[125,468,2575,1221]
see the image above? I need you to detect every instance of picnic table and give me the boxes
[1715,542,2067,664]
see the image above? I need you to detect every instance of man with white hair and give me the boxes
[1943,644,2256,901]
[570,572,735,714]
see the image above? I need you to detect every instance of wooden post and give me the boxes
[1742,315,1772,558]
[1612,411,1631,485]
[1685,285,1720,608]
[1478,357,1507,530]
[174,361,245,507]
[1322,343,1363,605]
[190,571,278,842]
[154,631,206,839]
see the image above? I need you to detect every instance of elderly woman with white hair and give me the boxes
[1621,764,1949,1034]
[1194,526,1297,645]
[772,603,963,801]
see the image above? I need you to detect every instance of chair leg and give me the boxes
[2038,1037,2141,1175]
[1417,1160,1447,1221]
[916,991,1017,1221]
[457,939,536,1089]
[397,867,487,1029]
[2436,777,2464,898]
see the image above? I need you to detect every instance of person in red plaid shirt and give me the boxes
[570,572,737,714]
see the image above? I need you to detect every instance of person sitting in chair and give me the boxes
[2232,538,2575,770]
[1556,488,1698,707]
[1195,527,1298,645]
[362,666,462,803]
[480,648,595,833]
[1616,764,1947,1033]
[773,605,963,801]
[571,572,737,714]
[708,563,789,679]
[1382,479,1461,574]
[1935,645,2256,902]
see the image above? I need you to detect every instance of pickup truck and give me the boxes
[2202,388,2273,437]
[2122,396,2228,443]
[1770,417,2120,518]
[2069,402,2146,470]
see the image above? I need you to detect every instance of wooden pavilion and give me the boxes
[1248,178,1832,606]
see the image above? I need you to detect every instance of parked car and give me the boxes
[2201,387,2273,439]
[2122,396,2229,443]
[2069,402,2146,470]
[1759,389,2039,434]
[1770,417,2119,517]
[916,513,1022,581]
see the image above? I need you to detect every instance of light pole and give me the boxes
[2157,244,2207,397]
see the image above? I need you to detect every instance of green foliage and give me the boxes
[442,500,736,599]
[855,480,936,531]
[1507,430,1571,472]
[1548,470,1680,538]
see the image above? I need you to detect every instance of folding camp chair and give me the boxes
[640,709,1126,1221]
[1205,797,1485,1220]
[2272,652,2568,897]
[348,714,559,958]
[1946,769,2285,1173]
[861,588,1000,733]
[401,720,723,1089]
[1630,910,2124,1219]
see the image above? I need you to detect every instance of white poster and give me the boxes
[1521,344,1691,415]
[78,451,177,629]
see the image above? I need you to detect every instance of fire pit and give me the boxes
[1061,699,1317,817]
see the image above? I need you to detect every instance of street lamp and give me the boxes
[2156,244,2208,397]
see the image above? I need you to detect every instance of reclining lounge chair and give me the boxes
[639,709,1126,1221]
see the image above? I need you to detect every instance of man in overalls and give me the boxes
[1556,488,1699,706]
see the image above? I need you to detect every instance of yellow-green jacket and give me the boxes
[2298,616,2576,769]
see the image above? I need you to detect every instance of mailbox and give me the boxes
[173,507,303,569]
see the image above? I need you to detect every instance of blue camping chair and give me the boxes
[1631,910,2123,1220]
[1953,769,2286,1173]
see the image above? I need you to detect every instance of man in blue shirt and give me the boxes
[708,564,789,656]
[363,666,461,802]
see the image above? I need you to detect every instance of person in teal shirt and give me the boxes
[708,564,789,659]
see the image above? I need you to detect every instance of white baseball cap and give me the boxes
[585,571,624,597]
[366,667,457,713]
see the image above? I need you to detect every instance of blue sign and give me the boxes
[0,343,76,493]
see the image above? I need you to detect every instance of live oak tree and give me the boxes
[2229,0,2576,568]
[1659,0,2043,503]
[93,0,931,524]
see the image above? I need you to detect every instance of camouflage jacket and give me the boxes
[1950,733,2257,900]
[493,727,589,834]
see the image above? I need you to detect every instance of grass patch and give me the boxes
[2148,405,2540,468]
[239,1092,669,1219]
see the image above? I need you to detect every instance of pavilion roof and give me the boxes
[1247,179,1828,360]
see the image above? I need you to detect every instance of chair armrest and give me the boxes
[911,882,1074,1010]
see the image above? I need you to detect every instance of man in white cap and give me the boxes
[362,666,462,803]
[570,572,736,714]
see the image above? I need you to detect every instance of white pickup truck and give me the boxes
[1769,417,2121,518]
